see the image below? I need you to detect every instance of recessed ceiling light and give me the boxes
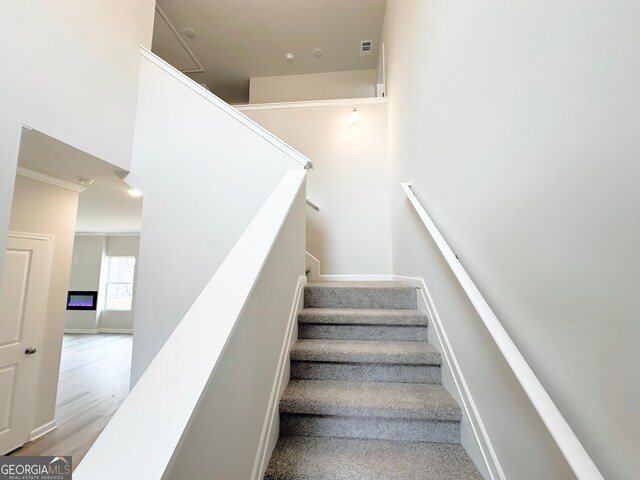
[313,48,324,58]
[127,189,143,198]
[285,53,294,63]
[183,27,197,39]
[77,177,94,186]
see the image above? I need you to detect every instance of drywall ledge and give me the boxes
[235,96,387,111]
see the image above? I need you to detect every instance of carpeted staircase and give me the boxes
[265,281,482,479]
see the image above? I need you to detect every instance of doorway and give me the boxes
[0,234,52,455]
[0,127,142,466]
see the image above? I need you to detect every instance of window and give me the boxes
[105,256,136,310]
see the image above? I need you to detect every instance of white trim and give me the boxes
[154,5,204,74]
[315,274,394,282]
[401,183,604,480]
[64,329,133,334]
[305,252,320,281]
[393,275,505,480]
[16,167,86,193]
[30,420,57,441]
[8,232,55,242]
[234,96,388,111]
[251,275,306,480]
[97,328,133,334]
[64,329,98,334]
[140,47,312,170]
[304,251,393,282]
[75,232,140,237]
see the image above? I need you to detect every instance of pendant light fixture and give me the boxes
[350,107,360,124]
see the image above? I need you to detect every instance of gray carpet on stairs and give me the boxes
[280,380,461,420]
[291,339,441,364]
[265,281,481,479]
[298,308,429,325]
[304,282,418,309]
[264,437,483,480]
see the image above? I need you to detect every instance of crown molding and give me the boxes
[16,167,86,193]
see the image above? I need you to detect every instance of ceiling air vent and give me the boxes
[360,40,373,56]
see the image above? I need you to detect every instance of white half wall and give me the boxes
[249,70,377,103]
[242,101,392,276]
[127,52,306,385]
[166,181,306,480]
[0,0,154,277]
[382,0,640,478]
[73,171,306,480]
[9,175,79,434]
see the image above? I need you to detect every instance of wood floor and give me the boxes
[10,334,132,469]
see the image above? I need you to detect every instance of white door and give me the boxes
[0,233,52,455]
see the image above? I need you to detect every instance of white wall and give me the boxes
[66,235,106,331]
[9,175,79,433]
[382,1,640,478]
[249,70,377,104]
[66,235,140,332]
[243,101,392,276]
[128,53,306,385]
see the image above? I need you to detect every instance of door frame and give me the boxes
[4,231,54,450]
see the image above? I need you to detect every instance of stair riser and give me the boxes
[304,287,417,310]
[298,311,428,327]
[298,324,428,341]
[291,361,440,383]
[280,414,460,443]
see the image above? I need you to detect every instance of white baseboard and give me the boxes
[305,252,393,282]
[316,274,394,281]
[251,275,307,480]
[305,252,319,280]
[393,275,505,480]
[64,328,133,334]
[31,420,57,441]
[97,328,134,334]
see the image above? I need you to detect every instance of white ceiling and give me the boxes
[18,128,142,234]
[152,0,387,103]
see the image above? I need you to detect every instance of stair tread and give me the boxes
[265,436,482,480]
[306,281,413,288]
[298,308,428,325]
[280,380,460,421]
[304,282,417,310]
[291,339,440,365]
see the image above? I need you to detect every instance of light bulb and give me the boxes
[350,108,360,124]
[127,189,143,198]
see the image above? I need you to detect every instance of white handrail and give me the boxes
[401,183,604,480]
[74,171,306,480]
